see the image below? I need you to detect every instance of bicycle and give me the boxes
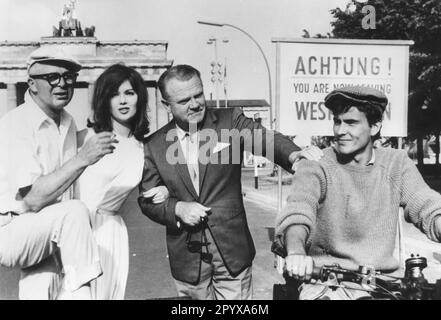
[273,255,441,300]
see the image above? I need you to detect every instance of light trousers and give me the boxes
[174,228,253,300]
[0,200,102,299]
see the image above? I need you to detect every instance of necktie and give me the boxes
[185,133,199,195]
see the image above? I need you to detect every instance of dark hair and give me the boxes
[332,101,383,140]
[89,64,149,141]
[158,64,201,101]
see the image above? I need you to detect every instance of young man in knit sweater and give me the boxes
[275,85,441,300]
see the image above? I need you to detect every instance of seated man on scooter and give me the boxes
[274,85,441,300]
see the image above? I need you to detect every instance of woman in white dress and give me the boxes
[77,64,168,299]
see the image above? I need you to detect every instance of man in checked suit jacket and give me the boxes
[138,64,318,300]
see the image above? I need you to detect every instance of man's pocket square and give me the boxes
[213,142,230,153]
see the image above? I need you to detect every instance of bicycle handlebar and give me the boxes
[300,256,441,300]
[311,266,322,280]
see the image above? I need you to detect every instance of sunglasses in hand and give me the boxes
[186,217,213,264]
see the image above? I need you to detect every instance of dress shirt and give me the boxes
[0,90,77,213]
[175,125,199,195]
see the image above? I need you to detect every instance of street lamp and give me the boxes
[198,20,274,191]
[206,37,229,108]
[207,38,221,108]
[197,20,273,126]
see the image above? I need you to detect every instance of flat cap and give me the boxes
[27,46,82,73]
[324,86,388,112]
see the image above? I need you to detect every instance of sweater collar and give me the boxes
[331,146,376,167]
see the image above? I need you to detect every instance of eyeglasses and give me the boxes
[163,92,204,106]
[29,72,78,87]
[186,218,213,264]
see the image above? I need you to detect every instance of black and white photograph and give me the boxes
[0,0,441,305]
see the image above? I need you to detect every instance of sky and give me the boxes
[0,0,351,102]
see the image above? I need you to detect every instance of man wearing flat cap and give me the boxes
[274,85,441,299]
[0,46,116,299]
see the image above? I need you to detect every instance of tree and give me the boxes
[325,0,441,165]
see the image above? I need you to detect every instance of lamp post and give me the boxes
[222,39,229,108]
[207,38,221,108]
[207,38,229,108]
[197,20,273,126]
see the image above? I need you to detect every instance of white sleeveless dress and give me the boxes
[78,128,144,300]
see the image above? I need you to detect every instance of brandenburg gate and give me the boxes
[0,36,173,132]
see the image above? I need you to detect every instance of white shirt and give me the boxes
[175,125,199,195]
[367,148,376,165]
[0,91,77,213]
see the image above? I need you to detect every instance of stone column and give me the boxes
[88,82,95,105]
[6,83,17,111]
[0,83,18,118]
[87,82,95,121]
[155,87,170,130]
[147,86,157,133]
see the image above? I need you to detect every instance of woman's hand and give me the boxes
[142,186,170,204]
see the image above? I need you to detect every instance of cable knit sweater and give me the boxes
[275,147,441,272]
